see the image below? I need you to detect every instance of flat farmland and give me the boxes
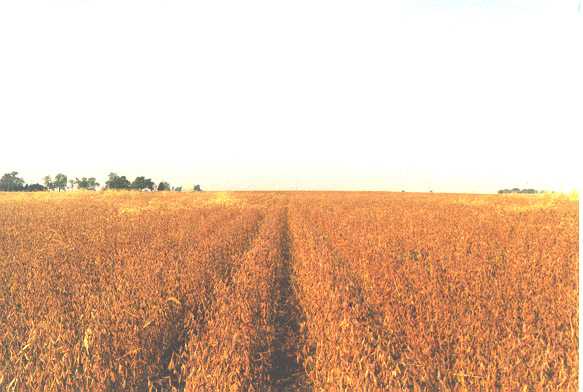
[0,191,578,391]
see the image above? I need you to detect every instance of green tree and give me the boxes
[157,181,170,191]
[0,172,25,192]
[43,175,54,191]
[86,177,99,190]
[193,184,202,192]
[25,183,47,192]
[105,173,130,190]
[54,173,68,192]
[131,176,155,190]
[105,172,118,189]
[76,177,100,190]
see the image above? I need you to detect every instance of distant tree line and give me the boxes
[105,173,199,192]
[0,171,202,192]
[0,172,45,192]
[498,188,542,194]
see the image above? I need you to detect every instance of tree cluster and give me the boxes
[75,177,100,190]
[43,174,69,192]
[105,173,175,191]
[498,188,541,194]
[1,171,201,193]
[105,173,131,190]
[0,172,48,192]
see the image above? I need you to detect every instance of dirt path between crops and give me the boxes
[271,210,311,391]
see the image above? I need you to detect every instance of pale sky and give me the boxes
[0,1,581,192]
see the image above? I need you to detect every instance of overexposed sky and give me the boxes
[0,1,581,192]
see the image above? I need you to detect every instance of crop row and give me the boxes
[0,191,578,391]
[291,192,578,390]
[0,196,264,390]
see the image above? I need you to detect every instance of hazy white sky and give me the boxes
[1,1,581,192]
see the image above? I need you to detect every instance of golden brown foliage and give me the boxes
[289,193,578,391]
[0,191,578,391]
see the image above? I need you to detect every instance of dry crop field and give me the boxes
[0,191,578,391]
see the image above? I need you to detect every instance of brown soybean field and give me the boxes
[0,191,578,391]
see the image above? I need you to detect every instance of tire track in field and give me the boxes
[181,207,286,390]
[270,209,311,391]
